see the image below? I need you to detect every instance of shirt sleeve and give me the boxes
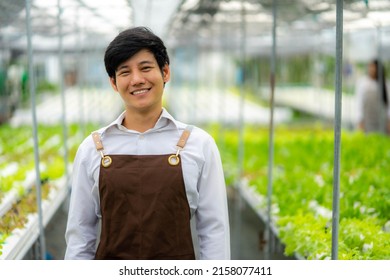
[64,140,99,259]
[195,136,231,260]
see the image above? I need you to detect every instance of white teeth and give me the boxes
[132,89,149,95]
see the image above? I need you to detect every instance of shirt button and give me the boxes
[139,135,144,140]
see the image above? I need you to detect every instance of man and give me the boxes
[64,27,230,260]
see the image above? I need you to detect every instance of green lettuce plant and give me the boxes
[210,125,390,260]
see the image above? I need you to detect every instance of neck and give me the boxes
[122,108,162,133]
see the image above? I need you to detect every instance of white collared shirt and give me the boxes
[64,108,230,260]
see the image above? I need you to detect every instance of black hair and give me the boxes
[372,59,388,106]
[104,26,170,79]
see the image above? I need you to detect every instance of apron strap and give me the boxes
[92,131,104,152]
[176,125,193,149]
[92,126,193,152]
[92,127,193,167]
[92,131,112,167]
[168,126,193,166]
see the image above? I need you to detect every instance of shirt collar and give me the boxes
[101,108,179,135]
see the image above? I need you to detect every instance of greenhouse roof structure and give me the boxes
[0,0,390,57]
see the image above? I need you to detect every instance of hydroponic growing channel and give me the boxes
[0,124,91,259]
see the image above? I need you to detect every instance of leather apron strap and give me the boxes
[91,126,194,152]
[93,126,193,167]
[92,132,112,167]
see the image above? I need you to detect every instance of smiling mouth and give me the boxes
[131,89,150,96]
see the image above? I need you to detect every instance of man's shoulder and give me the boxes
[174,122,215,148]
[78,125,111,152]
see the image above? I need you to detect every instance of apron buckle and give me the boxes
[168,147,181,166]
[102,155,112,167]
[168,154,180,166]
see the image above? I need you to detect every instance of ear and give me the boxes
[109,77,118,92]
[162,64,170,83]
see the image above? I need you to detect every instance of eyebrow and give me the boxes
[139,60,154,66]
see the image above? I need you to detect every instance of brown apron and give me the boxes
[91,128,195,260]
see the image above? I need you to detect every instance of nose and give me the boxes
[130,70,146,86]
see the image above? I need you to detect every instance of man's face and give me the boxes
[110,49,170,114]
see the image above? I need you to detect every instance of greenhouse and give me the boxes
[0,0,389,263]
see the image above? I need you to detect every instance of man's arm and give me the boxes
[195,136,230,260]
[64,143,99,259]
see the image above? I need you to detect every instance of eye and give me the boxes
[118,71,129,76]
[141,66,152,72]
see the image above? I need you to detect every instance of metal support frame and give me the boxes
[75,6,86,139]
[25,0,46,260]
[331,0,343,260]
[58,0,70,193]
[265,0,277,260]
[234,0,247,260]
